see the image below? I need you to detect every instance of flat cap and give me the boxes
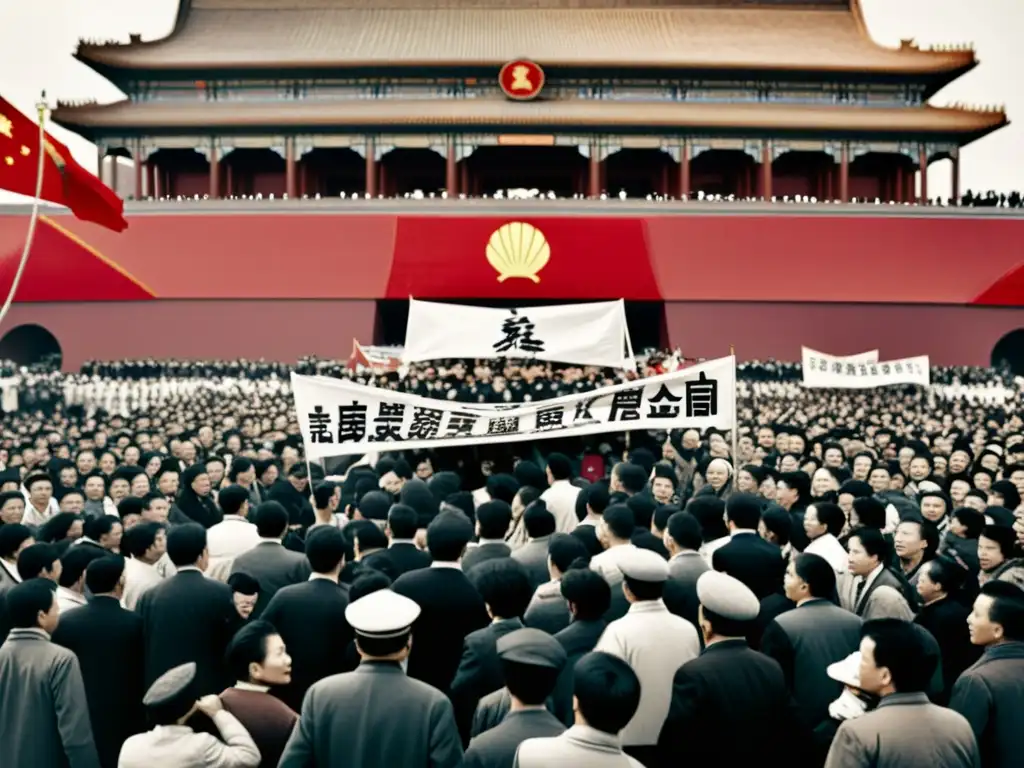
[143,662,196,707]
[696,571,759,621]
[345,589,421,639]
[496,628,567,670]
[618,547,670,583]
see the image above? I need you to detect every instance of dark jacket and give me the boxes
[659,639,808,768]
[136,568,242,695]
[551,618,607,726]
[392,566,490,695]
[950,641,1024,768]
[915,596,982,705]
[711,531,786,600]
[52,595,146,768]
[229,540,312,620]
[462,542,511,575]
[450,618,525,744]
[268,479,315,528]
[380,542,433,577]
[463,708,565,768]
[261,577,354,712]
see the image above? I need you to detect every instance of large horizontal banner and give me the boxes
[402,299,633,368]
[803,354,930,389]
[802,347,879,366]
[294,357,735,458]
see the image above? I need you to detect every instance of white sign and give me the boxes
[803,354,930,389]
[402,299,634,368]
[801,347,879,365]
[293,357,736,458]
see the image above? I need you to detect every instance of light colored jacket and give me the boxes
[594,600,700,746]
[117,710,260,768]
[0,627,101,768]
[540,481,581,533]
[514,724,644,768]
[205,516,261,582]
[825,692,979,768]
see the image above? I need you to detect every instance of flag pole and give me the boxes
[730,344,739,489]
[0,92,48,331]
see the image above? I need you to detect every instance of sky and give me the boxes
[0,0,1020,203]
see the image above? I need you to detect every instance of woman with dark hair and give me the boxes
[36,513,84,554]
[176,464,222,528]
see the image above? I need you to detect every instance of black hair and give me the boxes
[225,620,280,683]
[547,453,572,482]
[852,497,886,529]
[37,513,81,544]
[778,471,811,499]
[503,660,561,706]
[523,501,556,539]
[386,503,419,540]
[59,546,106,588]
[548,533,589,574]
[685,496,728,542]
[356,491,392,522]
[924,555,967,595]
[141,492,166,510]
[17,543,59,581]
[474,558,534,619]
[313,481,337,510]
[85,555,126,594]
[849,526,889,564]
[652,504,679,534]
[254,501,289,538]
[614,463,648,495]
[897,519,940,563]
[602,504,635,541]
[569,524,603,557]
[980,525,1016,559]
[0,523,33,559]
[5,579,56,629]
[861,618,931,693]
[476,500,513,540]
[425,512,473,562]
[952,507,985,539]
[485,474,520,505]
[560,567,611,620]
[725,493,761,530]
[572,652,642,734]
[515,485,543,510]
[626,494,656,530]
[811,502,847,537]
[305,526,346,574]
[354,523,389,553]
[666,511,703,551]
[218,485,250,517]
[348,571,392,602]
[979,580,1024,641]
[227,572,260,596]
[166,523,207,567]
[117,497,146,523]
[83,515,118,541]
[583,484,610,517]
[793,552,837,599]
[124,521,164,558]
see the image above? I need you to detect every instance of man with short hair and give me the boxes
[56,547,105,614]
[893,518,937,587]
[262,526,354,712]
[590,504,639,621]
[205,484,261,581]
[540,453,581,533]
[514,651,645,767]
[803,502,849,573]
[22,472,57,527]
[18,542,62,584]
[121,521,168,610]
[0,579,101,768]
[381,503,432,576]
[825,619,979,768]
[463,500,512,574]
[309,481,345,530]
[52,556,145,768]
[512,503,558,591]
[839,527,914,620]
[229,501,311,618]
[950,580,1024,768]
[661,511,708,628]
[712,493,786,599]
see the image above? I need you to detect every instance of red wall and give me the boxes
[664,302,1024,367]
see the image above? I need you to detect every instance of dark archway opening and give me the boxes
[992,329,1024,376]
[690,149,757,198]
[301,148,365,197]
[605,149,673,198]
[0,324,62,368]
[374,299,664,355]
[467,147,586,198]
[381,149,445,196]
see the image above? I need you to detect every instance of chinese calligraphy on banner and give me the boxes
[293,356,736,459]
[801,346,879,365]
[802,349,930,389]
[401,299,634,368]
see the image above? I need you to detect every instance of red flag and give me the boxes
[0,97,127,232]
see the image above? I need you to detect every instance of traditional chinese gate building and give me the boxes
[55,0,1005,203]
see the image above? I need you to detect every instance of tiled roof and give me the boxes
[75,1,975,73]
[53,98,1006,138]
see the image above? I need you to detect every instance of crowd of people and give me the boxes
[0,353,1022,767]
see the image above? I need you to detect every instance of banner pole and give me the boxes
[730,344,739,489]
[621,299,637,372]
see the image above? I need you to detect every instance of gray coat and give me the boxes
[464,709,565,768]
[837,569,914,621]
[524,580,571,636]
[514,725,644,768]
[0,628,101,768]
[824,692,979,768]
[949,641,1024,768]
[511,537,553,592]
[279,660,463,768]
[229,540,311,619]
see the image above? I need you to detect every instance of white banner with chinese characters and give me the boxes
[801,347,879,366]
[802,353,931,389]
[401,299,633,368]
[293,356,735,458]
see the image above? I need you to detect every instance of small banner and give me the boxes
[801,346,879,365]
[294,356,736,458]
[802,352,930,389]
[401,298,633,368]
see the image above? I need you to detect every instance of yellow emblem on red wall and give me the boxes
[486,222,549,283]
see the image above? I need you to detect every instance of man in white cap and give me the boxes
[593,547,700,766]
[658,571,805,767]
[278,589,463,768]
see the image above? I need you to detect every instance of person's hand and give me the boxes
[196,695,223,717]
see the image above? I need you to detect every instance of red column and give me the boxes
[918,145,928,205]
[459,162,469,197]
[285,138,296,199]
[109,158,119,196]
[225,163,233,198]
[951,152,960,204]
[365,138,377,197]
[760,141,772,200]
[839,143,850,203]
[678,141,691,198]
[145,163,154,198]
[446,137,458,197]
[209,148,220,199]
[588,143,600,198]
[134,157,143,200]
[152,165,162,199]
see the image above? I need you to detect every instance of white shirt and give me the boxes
[123,556,165,610]
[699,535,730,566]
[540,480,582,533]
[595,600,701,746]
[205,516,261,582]
[20,497,58,527]
[56,586,87,614]
[804,533,849,573]
[118,709,260,768]
[0,558,20,584]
